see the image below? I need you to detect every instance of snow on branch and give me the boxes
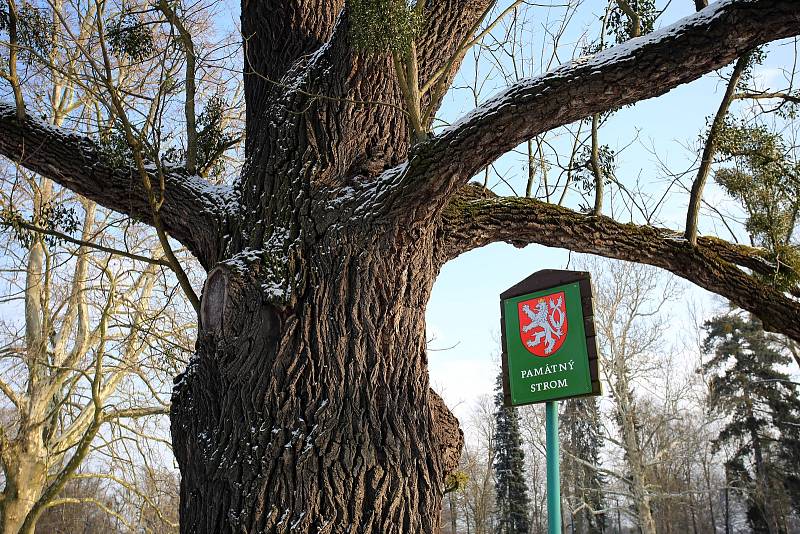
[0,101,237,267]
[396,0,800,212]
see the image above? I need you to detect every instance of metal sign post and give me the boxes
[499,270,602,534]
[545,400,560,534]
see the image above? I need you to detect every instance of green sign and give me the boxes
[500,270,601,406]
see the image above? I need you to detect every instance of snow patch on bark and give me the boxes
[322,162,410,223]
[218,229,294,304]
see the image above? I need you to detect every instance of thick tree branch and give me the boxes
[0,102,235,268]
[396,0,800,213]
[438,188,800,343]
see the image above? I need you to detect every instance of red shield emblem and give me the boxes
[517,291,568,357]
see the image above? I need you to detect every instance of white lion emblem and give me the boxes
[521,295,565,355]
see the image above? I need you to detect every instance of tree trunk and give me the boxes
[750,425,778,534]
[613,363,657,534]
[171,229,458,533]
[1,3,798,534]
[620,415,657,534]
[0,185,49,534]
[0,440,48,534]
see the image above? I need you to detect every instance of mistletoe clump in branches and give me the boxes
[107,12,155,62]
[348,0,423,54]
[713,118,800,290]
[0,1,52,62]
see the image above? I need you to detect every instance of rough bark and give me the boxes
[239,1,493,202]
[241,0,343,143]
[0,1,798,532]
[173,226,453,532]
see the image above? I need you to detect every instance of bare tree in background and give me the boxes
[589,259,680,534]
[0,0,240,530]
[0,160,194,533]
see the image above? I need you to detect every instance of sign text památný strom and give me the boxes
[500,270,601,407]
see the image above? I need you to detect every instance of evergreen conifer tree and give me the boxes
[703,313,800,533]
[561,397,607,533]
[493,372,532,534]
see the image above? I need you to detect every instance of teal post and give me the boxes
[546,400,561,534]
